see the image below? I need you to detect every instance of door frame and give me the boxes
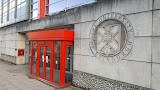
[37,41,54,81]
[30,40,74,87]
[59,41,73,86]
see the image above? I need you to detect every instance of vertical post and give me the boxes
[60,41,66,86]
[39,0,45,18]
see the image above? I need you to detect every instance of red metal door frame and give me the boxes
[30,40,73,87]
[30,41,38,76]
[37,41,54,81]
[29,29,74,88]
[59,41,73,86]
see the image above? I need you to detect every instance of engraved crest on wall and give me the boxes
[89,12,134,62]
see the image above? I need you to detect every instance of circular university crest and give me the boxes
[89,12,134,62]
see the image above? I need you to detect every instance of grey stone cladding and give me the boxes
[73,70,152,90]
[1,54,16,64]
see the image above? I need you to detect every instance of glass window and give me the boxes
[3,13,7,22]
[21,1,26,7]
[17,0,21,5]
[0,15,1,23]
[48,0,96,14]
[31,2,38,10]
[66,0,95,8]
[0,1,1,12]
[21,0,26,3]
[9,0,15,9]
[21,5,27,16]
[31,9,38,19]
[17,8,20,17]
[32,0,38,3]
[3,4,7,13]
[49,0,63,4]
[0,8,1,16]
[9,11,15,20]
[0,0,28,27]
[0,0,1,7]
[3,0,8,4]
[16,0,27,19]
[2,0,8,23]
[9,0,15,20]
[49,0,65,14]
[31,0,38,19]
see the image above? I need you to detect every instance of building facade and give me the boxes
[0,0,160,90]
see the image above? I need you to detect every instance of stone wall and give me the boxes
[73,0,159,90]
[0,26,26,64]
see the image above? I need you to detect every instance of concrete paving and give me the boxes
[0,60,82,90]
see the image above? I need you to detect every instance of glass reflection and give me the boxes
[49,0,96,14]
[32,41,37,75]
[53,41,61,83]
[49,0,65,14]
[31,0,38,19]
[46,46,51,80]
[0,0,28,27]
[39,46,44,77]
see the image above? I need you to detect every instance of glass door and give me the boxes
[46,46,52,80]
[37,41,53,81]
[52,41,74,87]
[30,41,37,76]
[39,46,44,77]
[30,40,74,87]
[53,41,61,83]
[65,42,74,83]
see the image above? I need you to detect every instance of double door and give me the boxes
[38,41,53,80]
[30,41,74,87]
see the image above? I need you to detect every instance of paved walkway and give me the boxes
[0,60,82,90]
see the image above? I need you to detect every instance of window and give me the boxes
[49,0,65,14]
[2,0,8,23]
[66,0,95,9]
[0,1,2,23]
[16,0,27,20]
[0,0,29,28]
[48,0,96,14]
[9,0,15,20]
[31,0,38,19]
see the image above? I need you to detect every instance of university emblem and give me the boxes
[89,12,134,62]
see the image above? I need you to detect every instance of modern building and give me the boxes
[0,0,160,89]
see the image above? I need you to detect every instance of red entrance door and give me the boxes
[37,41,54,81]
[30,41,73,87]
[29,30,74,87]
[59,41,73,86]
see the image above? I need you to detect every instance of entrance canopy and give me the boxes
[28,29,74,41]
[28,29,74,87]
